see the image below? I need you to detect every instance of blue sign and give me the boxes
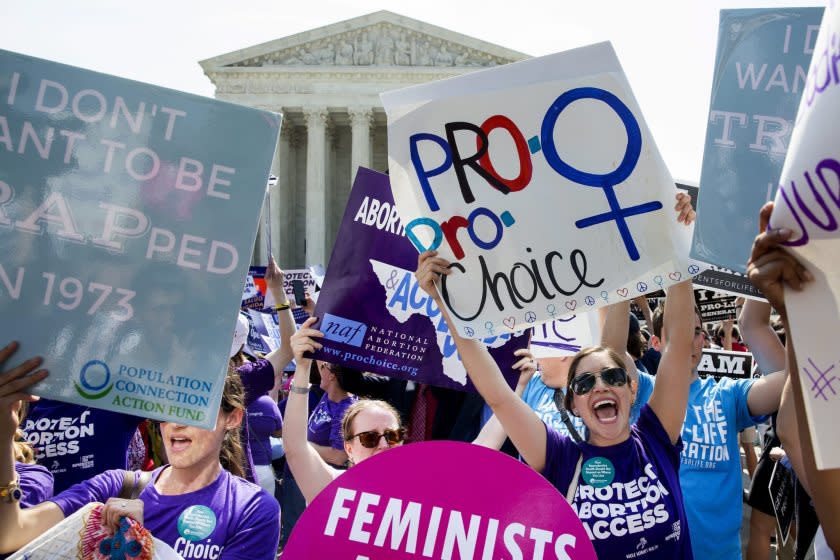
[691,8,823,273]
[0,50,280,428]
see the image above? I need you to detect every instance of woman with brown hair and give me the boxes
[415,250,697,559]
[0,342,280,560]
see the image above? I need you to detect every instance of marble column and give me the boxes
[273,124,291,265]
[348,106,373,177]
[304,106,328,266]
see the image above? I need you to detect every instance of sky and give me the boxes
[4,0,823,182]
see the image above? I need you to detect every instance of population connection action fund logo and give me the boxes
[74,360,114,400]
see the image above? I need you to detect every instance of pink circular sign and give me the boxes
[284,440,596,559]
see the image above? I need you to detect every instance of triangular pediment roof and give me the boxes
[199,10,528,72]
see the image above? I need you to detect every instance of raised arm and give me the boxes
[776,375,810,494]
[746,202,839,555]
[264,257,295,391]
[599,300,639,378]
[473,350,537,450]
[646,280,694,444]
[416,251,547,471]
[739,298,784,374]
[739,297,787,416]
[281,319,338,504]
[720,319,734,351]
[0,342,64,554]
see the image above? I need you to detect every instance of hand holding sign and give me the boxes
[0,341,48,441]
[290,317,323,364]
[674,192,696,226]
[414,250,452,303]
[746,203,813,315]
[264,256,286,301]
[385,43,698,338]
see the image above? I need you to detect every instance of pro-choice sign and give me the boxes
[383,42,698,339]
[0,50,280,428]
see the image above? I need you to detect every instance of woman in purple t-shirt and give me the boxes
[0,343,280,560]
[8,401,54,509]
[415,251,697,560]
[283,318,406,505]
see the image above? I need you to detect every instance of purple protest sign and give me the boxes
[284,440,596,560]
[311,168,528,391]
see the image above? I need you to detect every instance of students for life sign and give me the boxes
[769,4,840,469]
[283,441,596,560]
[382,42,698,339]
[0,50,280,429]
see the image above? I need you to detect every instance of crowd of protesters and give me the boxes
[1,195,838,560]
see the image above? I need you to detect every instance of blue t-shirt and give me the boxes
[521,371,655,439]
[680,376,764,560]
[541,405,693,559]
[51,467,280,560]
[23,399,142,493]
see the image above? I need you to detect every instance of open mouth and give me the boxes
[170,437,192,453]
[592,398,618,423]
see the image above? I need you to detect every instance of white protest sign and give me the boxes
[769,5,840,469]
[530,312,599,358]
[383,42,699,339]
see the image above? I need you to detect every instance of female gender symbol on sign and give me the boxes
[541,87,662,261]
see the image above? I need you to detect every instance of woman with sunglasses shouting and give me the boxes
[415,251,696,559]
[283,317,406,506]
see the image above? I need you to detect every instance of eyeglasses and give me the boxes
[570,367,628,396]
[347,428,406,449]
[319,362,337,373]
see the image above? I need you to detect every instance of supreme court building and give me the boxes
[200,10,527,268]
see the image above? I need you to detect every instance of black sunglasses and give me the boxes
[570,367,628,396]
[347,428,406,449]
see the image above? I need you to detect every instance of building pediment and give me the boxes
[200,10,528,73]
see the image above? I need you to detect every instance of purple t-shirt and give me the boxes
[16,462,54,508]
[246,396,283,465]
[236,358,276,482]
[236,359,275,407]
[541,405,693,560]
[307,393,357,450]
[23,399,141,493]
[50,467,280,560]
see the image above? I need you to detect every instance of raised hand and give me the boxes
[746,202,812,315]
[415,250,451,302]
[0,341,48,442]
[265,255,286,299]
[289,317,323,364]
[512,348,538,390]
[674,192,696,225]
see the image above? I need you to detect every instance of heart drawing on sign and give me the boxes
[565,300,577,311]
[503,316,516,329]
[668,272,682,281]
[617,288,629,298]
